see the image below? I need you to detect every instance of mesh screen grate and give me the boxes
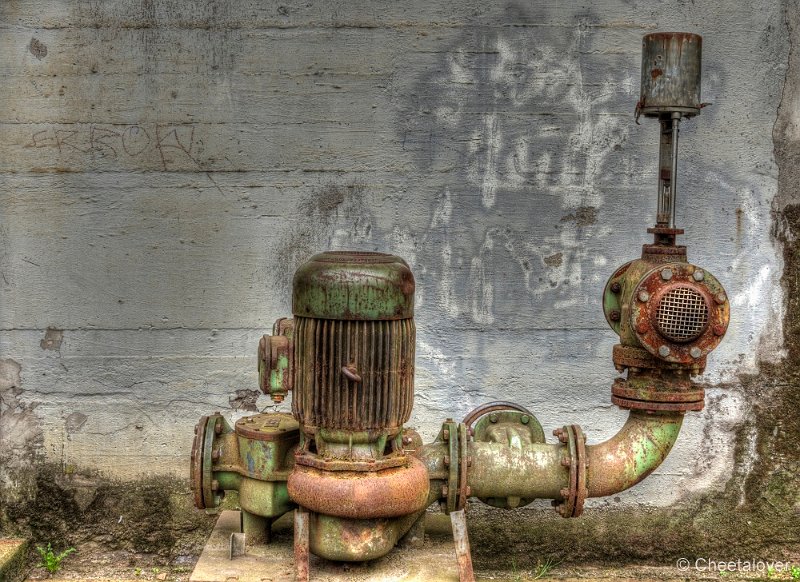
[656,286,709,342]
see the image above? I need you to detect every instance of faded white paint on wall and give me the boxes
[0,0,789,507]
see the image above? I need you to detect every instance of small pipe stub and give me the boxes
[638,32,703,119]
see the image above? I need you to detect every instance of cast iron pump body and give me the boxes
[190,32,730,581]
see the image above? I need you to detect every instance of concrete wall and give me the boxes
[0,0,789,511]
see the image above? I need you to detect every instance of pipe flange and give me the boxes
[440,420,470,514]
[611,376,705,412]
[631,263,729,365]
[611,395,704,412]
[190,413,224,509]
[612,344,705,374]
[190,415,210,509]
[456,422,470,511]
[553,424,587,518]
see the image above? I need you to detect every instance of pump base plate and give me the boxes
[190,510,460,581]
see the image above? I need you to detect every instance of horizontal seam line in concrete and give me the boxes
[0,23,587,32]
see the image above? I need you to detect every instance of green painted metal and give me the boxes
[585,410,684,497]
[292,252,414,320]
[418,410,684,504]
[269,353,290,395]
[602,258,657,344]
[308,510,425,562]
[472,411,545,446]
[239,477,294,518]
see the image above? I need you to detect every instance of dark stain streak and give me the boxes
[560,206,598,227]
[544,252,563,267]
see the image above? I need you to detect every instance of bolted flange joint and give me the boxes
[439,419,470,514]
[552,424,588,518]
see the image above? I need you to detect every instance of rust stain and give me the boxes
[287,457,430,519]
[650,67,664,80]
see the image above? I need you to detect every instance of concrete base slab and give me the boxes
[190,511,460,582]
[0,538,28,582]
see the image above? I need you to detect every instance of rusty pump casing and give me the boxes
[190,32,731,582]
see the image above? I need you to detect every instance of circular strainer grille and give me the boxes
[655,286,709,342]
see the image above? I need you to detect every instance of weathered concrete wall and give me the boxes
[0,0,791,521]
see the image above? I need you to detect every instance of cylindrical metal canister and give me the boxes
[291,251,415,435]
[639,32,702,117]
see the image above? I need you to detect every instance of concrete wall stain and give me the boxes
[28,37,48,60]
[40,327,63,351]
[0,359,44,506]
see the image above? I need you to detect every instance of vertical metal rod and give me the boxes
[656,119,673,226]
[669,112,681,228]
[450,509,475,582]
[294,507,310,582]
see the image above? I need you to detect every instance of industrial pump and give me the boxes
[190,32,729,581]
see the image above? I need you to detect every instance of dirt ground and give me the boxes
[20,509,800,581]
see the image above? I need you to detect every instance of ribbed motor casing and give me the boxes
[292,316,415,432]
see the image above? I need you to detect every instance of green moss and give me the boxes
[0,465,214,559]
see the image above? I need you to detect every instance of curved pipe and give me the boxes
[418,409,684,503]
[586,410,684,497]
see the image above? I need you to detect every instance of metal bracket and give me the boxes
[450,509,476,582]
[294,507,310,582]
[229,533,246,560]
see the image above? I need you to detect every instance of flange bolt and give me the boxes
[693,270,705,281]
[638,291,650,302]
[690,347,702,359]
[661,268,673,281]
[658,345,671,357]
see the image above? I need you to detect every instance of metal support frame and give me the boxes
[294,507,309,582]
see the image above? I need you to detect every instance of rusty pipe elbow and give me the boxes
[586,410,684,498]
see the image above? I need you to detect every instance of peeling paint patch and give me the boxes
[229,389,260,412]
[40,327,63,351]
[65,411,89,433]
